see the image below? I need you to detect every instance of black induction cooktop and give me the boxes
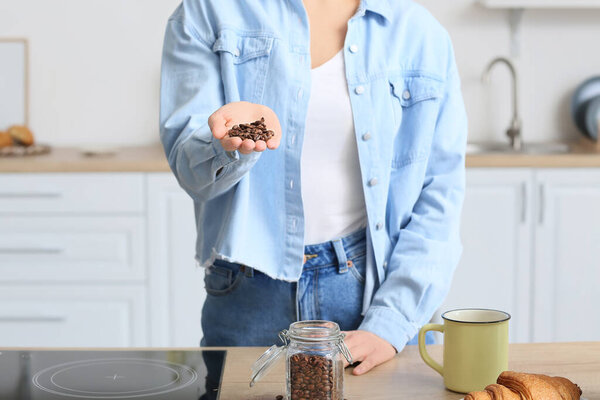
[0,350,226,400]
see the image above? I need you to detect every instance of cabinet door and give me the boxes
[0,216,145,282]
[0,286,146,347]
[439,169,533,343]
[533,169,600,342]
[147,173,205,347]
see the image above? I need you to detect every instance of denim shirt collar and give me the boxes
[360,0,392,21]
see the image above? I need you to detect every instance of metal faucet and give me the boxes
[482,57,522,151]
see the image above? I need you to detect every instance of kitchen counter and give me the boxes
[6,342,597,399]
[2,139,600,172]
[220,342,600,399]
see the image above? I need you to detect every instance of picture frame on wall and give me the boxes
[0,38,29,131]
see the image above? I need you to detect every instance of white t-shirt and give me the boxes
[301,50,368,245]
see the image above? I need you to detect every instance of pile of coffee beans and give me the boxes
[227,117,274,142]
[289,353,339,400]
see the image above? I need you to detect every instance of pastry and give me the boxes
[497,371,582,400]
[8,125,34,146]
[465,371,582,400]
[465,383,521,400]
[0,132,13,148]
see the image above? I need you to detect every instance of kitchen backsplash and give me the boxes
[0,0,599,146]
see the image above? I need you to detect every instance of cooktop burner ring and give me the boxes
[31,357,199,399]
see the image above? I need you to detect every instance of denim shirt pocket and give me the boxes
[213,30,274,103]
[388,75,445,168]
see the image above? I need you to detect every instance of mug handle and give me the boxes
[418,323,444,376]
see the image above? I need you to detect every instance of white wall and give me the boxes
[0,0,599,145]
[0,0,180,146]
[420,1,600,143]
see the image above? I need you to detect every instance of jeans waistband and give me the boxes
[303,228,367,273]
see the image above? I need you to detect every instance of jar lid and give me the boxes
[249,344,286,387]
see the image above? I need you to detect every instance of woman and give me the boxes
[160,0,467,375]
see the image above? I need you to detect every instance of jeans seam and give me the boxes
[314,268,321,320]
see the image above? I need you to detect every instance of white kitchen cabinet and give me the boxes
[0,216,145,282]
[2,168,598,347]
[0,173,144,214]
[0,286,146,347]
[439,169,534,343]
[147,173,205,347]
[533,169,600,342]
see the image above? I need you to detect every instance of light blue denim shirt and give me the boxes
[160,0,467,352]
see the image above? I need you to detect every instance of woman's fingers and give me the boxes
[341,330,397,375]
[266,135,280,150]
[220,136,242,152]
[208,110,230,140]
[254,140,267,152]
[238,139,256,154]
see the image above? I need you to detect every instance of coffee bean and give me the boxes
[289,353,341,400]
[227,117,274,142]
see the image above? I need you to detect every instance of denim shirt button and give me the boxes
[376,222,383,231]
[349,44,359,53]
[383,261,388,269]
[355,86,365,95]
[402,90,411,100]
[233,48,240,57]
[368,178,378,187]
[362,132,372,141]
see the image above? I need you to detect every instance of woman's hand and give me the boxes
[208,101,282,155]
[342,330,397,375]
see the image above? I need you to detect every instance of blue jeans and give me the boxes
[200,228,431,346]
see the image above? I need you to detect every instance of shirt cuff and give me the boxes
[358,306,419,353]
[210,137,261,179]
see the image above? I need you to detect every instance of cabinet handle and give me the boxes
[0,248,64,254]
[0,193,62,199]
[0,316,66,323]
[521,182,527,224]
[538,184,545,225]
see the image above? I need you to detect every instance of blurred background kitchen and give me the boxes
[0,0,599,348]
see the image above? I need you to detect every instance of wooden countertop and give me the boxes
[220,342,600,399]
[2,139,600,172]
[0,145,170,173]
[4,342,598,399]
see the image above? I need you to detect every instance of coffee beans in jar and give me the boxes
[290,353,337,400]
[250,321,352,400]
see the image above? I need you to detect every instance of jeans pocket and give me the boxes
[204,260,243,296]
[348,253,366,284]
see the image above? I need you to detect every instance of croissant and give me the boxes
[465,371,582,400]
[465,383,521,400]
[497,371,582,400]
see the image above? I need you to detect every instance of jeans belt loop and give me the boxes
[241,265,254,278]
[331,238,348,274]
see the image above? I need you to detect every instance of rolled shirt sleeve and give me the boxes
[160,12,261,202]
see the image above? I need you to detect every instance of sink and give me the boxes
[466,142,571,155]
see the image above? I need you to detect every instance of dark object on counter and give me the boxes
[227,117,274,142]
[584,97,600,141]
[571,76,600,140]
[0,350,226,399]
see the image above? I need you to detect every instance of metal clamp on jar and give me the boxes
[250,320,353,400]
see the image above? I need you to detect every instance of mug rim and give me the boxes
[442,308,511,324]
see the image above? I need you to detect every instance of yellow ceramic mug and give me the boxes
[418,308,510,393]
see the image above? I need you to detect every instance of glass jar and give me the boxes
[250,320,353,400]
